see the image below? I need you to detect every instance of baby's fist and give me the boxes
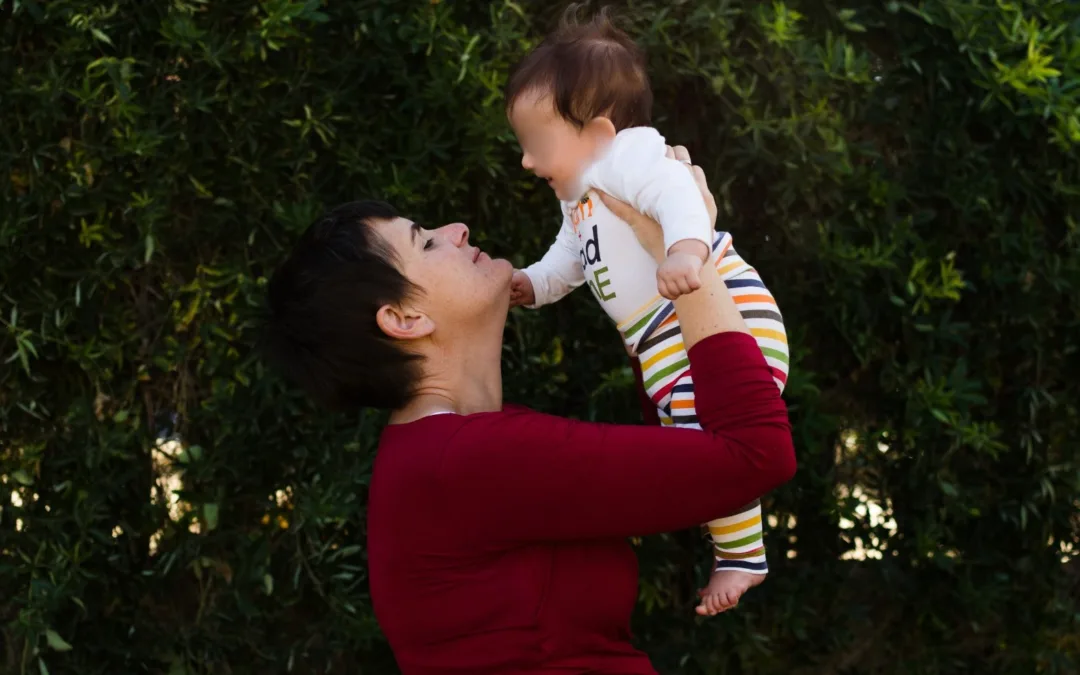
[656,253,704,300]
[510,270,535,307]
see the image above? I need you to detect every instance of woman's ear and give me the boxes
[376,304,435,341]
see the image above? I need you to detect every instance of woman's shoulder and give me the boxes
[372,406,555,499]
[378,405,545,451]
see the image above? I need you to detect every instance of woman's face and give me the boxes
[372,216,513,336]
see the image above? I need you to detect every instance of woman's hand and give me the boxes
[596,145,718,265]
[602,144,748,346]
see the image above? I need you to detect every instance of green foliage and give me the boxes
[2,0,1078,673]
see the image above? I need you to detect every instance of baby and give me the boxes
[506,8,790,615]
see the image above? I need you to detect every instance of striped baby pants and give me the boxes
[621,232,789,574]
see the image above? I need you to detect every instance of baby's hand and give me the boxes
[656,240,709,300]
[510,270,535,307]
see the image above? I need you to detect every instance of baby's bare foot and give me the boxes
[695,568,765,617]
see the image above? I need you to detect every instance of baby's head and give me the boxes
[506,6,652,201]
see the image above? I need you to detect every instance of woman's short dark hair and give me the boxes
[264,200,421,411]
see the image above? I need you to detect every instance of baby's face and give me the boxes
[509,89,604,202]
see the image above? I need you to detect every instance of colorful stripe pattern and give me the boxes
[621,232,789,574]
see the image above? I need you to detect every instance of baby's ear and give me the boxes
[585,116,617,144]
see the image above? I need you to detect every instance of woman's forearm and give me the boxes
[671,262,750,350]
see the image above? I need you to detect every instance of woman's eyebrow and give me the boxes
[410,222,422,245]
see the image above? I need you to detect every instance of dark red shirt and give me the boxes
[367,332,795,674]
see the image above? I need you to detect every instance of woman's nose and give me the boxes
[521,153,533,170]
[439,222,469,246]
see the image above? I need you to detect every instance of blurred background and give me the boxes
[1,1,1078,673]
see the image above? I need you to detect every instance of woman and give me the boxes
[265,149,795,674]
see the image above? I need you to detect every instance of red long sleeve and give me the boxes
[369,331,795,674]
[437,331,795,546]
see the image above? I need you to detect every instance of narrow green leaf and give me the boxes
[203,503,219,531]
[90,28,114,45]
[45,629,73,652]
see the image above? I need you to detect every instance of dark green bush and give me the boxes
[2,1,1077,673]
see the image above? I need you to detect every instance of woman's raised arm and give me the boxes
[437,331,794,546]
[438,152,794,547]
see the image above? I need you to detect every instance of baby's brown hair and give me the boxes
[505,5,652,132]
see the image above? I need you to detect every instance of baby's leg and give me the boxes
[716,241,789,391]
[667,375,767,616]
[635,245,789,615]
[700,503,767,615]
[703,243,790,615]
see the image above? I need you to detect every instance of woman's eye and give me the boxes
[423,238,434,251]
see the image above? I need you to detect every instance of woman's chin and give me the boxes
[494,260,516,305]
[480,255,515,282]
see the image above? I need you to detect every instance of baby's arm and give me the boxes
[516,214,585,308]
[583,128,713,299]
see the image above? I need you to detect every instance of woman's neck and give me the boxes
[389,333,504,425]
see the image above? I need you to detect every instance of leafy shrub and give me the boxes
[1,1,1077,673]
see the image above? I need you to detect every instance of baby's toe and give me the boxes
[712,593,727,614]
[724,589,741,607]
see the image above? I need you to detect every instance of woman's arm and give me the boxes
[439,331,794,546]
[621,147,745,424]
[438,152,794,547]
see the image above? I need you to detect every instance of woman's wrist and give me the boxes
[672,267,750,349]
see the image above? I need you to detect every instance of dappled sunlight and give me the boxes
[835,429,898,561]
[829,483,898,561]
[149,437,197,554]
[1058,529,1077,565]
[7,483,37,533]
